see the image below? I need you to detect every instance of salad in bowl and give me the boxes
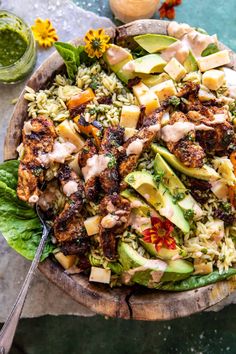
[2,21,236,292]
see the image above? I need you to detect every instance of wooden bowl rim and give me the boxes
[4,19,236,320]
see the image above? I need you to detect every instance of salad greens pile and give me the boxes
[0,160,54,261]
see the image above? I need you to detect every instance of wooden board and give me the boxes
[4,20,236,320]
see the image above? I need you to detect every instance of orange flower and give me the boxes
[159,0,182,20]
[142,217,176,251]
[84,28,110,58]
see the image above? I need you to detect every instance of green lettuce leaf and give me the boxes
[54,42,84,80]
[201,43,219,57]
[156,268,236,291]
[0,160,55,261]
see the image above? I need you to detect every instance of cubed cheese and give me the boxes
[164,58,187,81]
[198,50,230,72]
[84,215,101,236]
[150,80,177,101]
[56,119,85,152]
[202,69,225,91]
[124,127,138,141]
[89,267,111,284]
[54,252,77,270]
[133,82,160,115]
[120,105,140,128]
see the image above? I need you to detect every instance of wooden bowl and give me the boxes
[4,20,236,320]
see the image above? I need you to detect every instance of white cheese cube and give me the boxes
[164,58,187,81]
[133,82,160,115]
[84,215,101,236]
[89,267,111,284]
[202,69,225,90]
[124,127,138,141]
[198,50,230,72]
[120,105,140,128]
[54,252,77,270]
[150,80,177,101]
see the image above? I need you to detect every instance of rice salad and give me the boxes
[13,22,236,290]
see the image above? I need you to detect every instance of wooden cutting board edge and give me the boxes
[4,19,236,320]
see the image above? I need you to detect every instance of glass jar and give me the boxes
[0,10,36,84]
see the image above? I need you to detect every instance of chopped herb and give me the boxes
[168,96,180,107]
[201,248,208,254]
[201,43,219,57]
[222,202,231,212]
[127,175,136,184]
[89,79,99,90]
[32,167,43,177]
[89,107,97,115]
[153,170,164,185]
[184,209,194,221]
[107,154,117,168]
[173,192,185,204]
[229,101,236,117]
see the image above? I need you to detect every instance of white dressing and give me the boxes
[161,122,195,142]
[126,138,145,156]
[63,180,78,197]
[82,154,110,182]
[23,121,33,135]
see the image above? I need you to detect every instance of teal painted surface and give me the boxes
[4,305,236,354]
[74,0,236,51]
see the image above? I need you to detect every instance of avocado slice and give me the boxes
[121,189,153,217]
[152,144,220,181]
[134,54,166,74]
[134,34,177,54]
[154,153,203,219]
[140,73,171,87]
[125,171,190,233]
[183,51,198,72]
[103,44,133,73]
[118,242,193,287]
[139,239,180,259]
[116,62,136,83]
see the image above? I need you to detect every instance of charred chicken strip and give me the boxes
[165,111,206,168]
[99,194,131,260]
[17,116,57,202]
[99,126,124,194]
[53,164,86,243]
[78,139,99,201]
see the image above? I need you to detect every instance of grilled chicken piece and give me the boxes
[99,127,124,194]
[196,121,235,154]
[17,116,57,202]
[60,238,90,256]
[165,111,206,168]
[119,128,156,180]
[99,194,131,260]
[78,139,99,201]
[177,82,200,98]
[172,139,206,168]
[53,165,86,243]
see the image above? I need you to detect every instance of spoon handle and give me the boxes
[0,225,49,354]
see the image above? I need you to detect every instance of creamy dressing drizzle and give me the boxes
[165,22,217,63]
[126,138,145,156]
[38,141,76,166]
[101,214,119,228]
[106,46,129,65]
[63,180,78,197]
[161,122,195,142]
[82,154,110,182]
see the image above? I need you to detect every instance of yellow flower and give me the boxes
[31,18,58,48]
[84,28,110,59]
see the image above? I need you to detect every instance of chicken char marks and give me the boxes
[166,111,206,168]
[99,194,131,260]
[78,139,99,201]
[99,126,124,194]
[17,116,57,202]
[119,110,162,182]
[53,164,87,244]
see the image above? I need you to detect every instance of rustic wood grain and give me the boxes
[4,20,236,320]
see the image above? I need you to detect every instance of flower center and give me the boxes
[92,38,101,50]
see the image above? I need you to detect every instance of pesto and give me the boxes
[0,28,28,67]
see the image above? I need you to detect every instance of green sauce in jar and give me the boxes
[0,11,36,84]
[0,28,28,67]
